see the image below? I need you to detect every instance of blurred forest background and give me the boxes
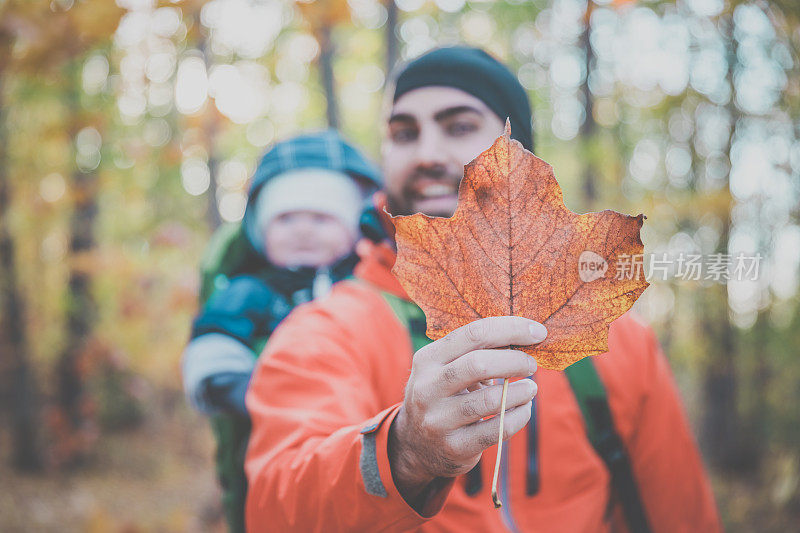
[0,0,798,530]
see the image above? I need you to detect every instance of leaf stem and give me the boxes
[491,377,510,509]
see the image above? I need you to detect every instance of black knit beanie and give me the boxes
[392,46,533,152]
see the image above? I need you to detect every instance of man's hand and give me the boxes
[388,316,546,509]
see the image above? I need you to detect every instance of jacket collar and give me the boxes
[261,251,359,298]
[354,191,410,299]
[353,239,409,300]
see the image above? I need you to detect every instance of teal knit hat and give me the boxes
[243,130,382,254]
[392,46,534,151]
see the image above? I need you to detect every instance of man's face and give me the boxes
[382,86,505,218]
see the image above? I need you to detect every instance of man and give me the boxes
[244,47,721,532]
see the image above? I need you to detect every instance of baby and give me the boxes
[181,131,380,532]
[253,167,365,296]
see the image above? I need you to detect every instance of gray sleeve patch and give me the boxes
[359,431,388,498]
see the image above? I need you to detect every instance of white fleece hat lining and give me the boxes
[254,168,364,244]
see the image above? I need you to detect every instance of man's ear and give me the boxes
[359,191,392,244]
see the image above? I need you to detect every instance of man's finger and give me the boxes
[439,378,537,428]
[420,316,547,364]
[465,379,493,393]
[451,400,534,459]
[437,349,535,394]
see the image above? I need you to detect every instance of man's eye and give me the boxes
[391,128,417,143]
[448,122,478,136]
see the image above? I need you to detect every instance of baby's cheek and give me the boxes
[322,223,355,253]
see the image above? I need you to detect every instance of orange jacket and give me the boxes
[245,240,721,532]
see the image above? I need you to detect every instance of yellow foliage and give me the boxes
[1,0,123,74]
[295,0,351,34]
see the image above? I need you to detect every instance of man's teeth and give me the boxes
[419,184,455,198]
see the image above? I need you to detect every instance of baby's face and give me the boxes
[264,211,354,268]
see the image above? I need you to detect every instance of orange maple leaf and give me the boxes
[391,123,649,371]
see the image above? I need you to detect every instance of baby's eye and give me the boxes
[275,212,294,224]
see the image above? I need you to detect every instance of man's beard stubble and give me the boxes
[385,165,463,219]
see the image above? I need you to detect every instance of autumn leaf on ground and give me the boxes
[391,122,649,371]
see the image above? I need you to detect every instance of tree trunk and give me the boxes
[318,25,339,129]
[579,0,597,208]
[701,278,741,468]
[54,65,99,467]
[196,14,220,231]
[385,0,399,74]
[701,14,743,471]
[205,142,220,230]
[743,308,770,460]
[0,61,42,471]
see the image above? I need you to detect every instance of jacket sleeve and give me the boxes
[618,324,722,533]
[181,333,255,414]
[191,275,291,347]
[244,298,447,532]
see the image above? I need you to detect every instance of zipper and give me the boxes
[527,379,540,495]
[498,436,522,533]
[498,378,538,532]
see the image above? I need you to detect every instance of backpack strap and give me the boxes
[380,291,430,353]
[565,357,652,533]
[199,222,262,305]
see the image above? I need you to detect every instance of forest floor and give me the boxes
[0,395,225,532]
[2,392,799,532]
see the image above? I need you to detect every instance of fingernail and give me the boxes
[529,322,547,342]
[528,358,537,375]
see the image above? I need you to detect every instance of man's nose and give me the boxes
[413,128,448,169]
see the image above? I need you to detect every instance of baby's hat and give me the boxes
[243,130,382,254]
[254,168,364,239]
